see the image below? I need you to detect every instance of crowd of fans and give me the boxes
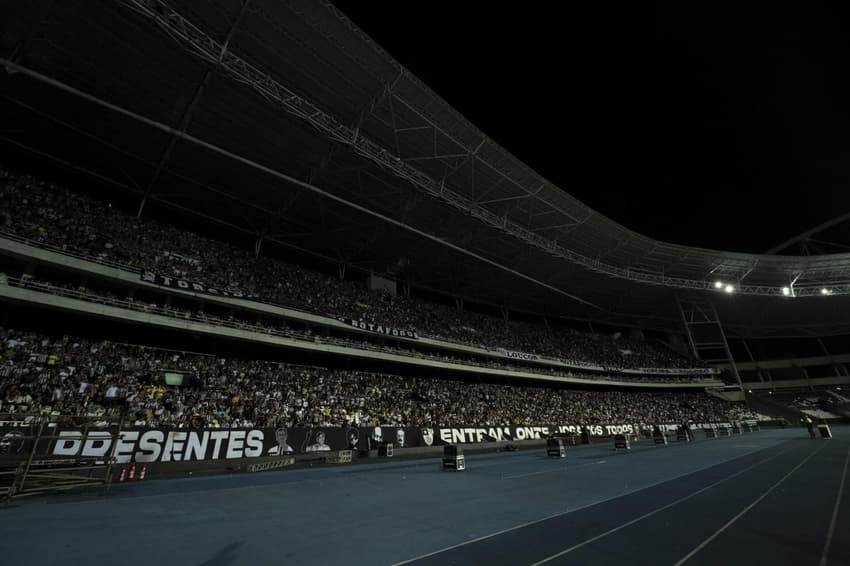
[0,327,744,429]
[0,166,704,371]
[5,275,716,385]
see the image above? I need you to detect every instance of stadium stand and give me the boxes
[0,165,707,373]
[0,326,746,429]
[0,4,848,565]
[0,273,718,385]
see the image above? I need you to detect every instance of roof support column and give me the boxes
[741,339,756,362]
[800,366,813,391]
[676,295,742,390]
[135,193,149,218]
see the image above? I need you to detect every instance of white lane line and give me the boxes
[390,442,793,566]
[473,455,565,471]
[819,447,850,566]
[503,460,607,480]
[673,443,829,566]
[528,443,801,566]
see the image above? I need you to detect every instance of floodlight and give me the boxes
[714,281,723,289]
[781,287,790,296]
[821,288,830,295]
[724,284,734,293]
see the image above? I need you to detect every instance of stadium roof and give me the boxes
[2,0,850,337]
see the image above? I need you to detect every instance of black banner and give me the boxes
[0,426,421,464]
[500,349,540,361]
[340,318,418,339]
[0,421,755,464]
[141,271,258,300]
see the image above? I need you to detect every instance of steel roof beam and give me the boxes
[765,211,850,254]
[311,2,850,288]
[136,0,251,218]
[0,98,293,226]
[42,0,850,299]
[0,57,603,311]
[384,91,584,223]
[477,194,530,205]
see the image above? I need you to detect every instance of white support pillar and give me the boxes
[676,295,743,390]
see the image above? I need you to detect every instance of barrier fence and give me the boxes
[0,415,766,500]
[0,412,127,502]
[1,419,760,461]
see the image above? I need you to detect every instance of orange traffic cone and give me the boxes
[118,467,127,482]
[128,463,136,481]
[139,465,146,481]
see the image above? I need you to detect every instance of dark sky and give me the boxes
[331,2,850,253]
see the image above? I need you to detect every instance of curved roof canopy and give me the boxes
[1,0,849,336]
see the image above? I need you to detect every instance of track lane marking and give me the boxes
[819,446,850,566]
[502,460,607,480]
[528,442,805,565]
[672,442,829,566]
[390,441,794,566]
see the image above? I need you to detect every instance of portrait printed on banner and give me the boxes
[0,431,25,454]
[306,430,331,452]
[267,425,294,455]
[345,427,360,450]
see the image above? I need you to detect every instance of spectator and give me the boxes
[0,326,745,429]
[0,164,705,373]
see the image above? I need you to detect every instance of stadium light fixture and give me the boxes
[714,281,723,289]
[821,288,831,295]
[781,286,791,296]
[724,284,734,293]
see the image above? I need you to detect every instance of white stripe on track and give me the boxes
[819,447,850,566]
[391,441,794,566]
[672,443,829,566]
[529,443,806,566]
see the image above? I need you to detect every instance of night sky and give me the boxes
[331,2,850,254]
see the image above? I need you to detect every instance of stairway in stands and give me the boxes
[745,392,805,424]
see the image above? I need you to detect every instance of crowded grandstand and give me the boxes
[0,2,849,566]
[0,165,706,372]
